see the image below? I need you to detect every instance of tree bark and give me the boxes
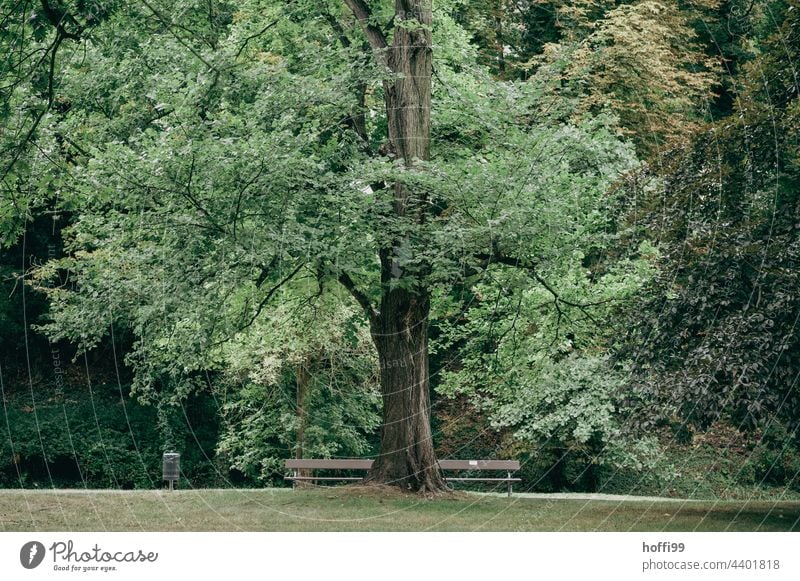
[296,363,309,461]
[295,362,311,485]
[384,1,432,171]
[341,0,446,492]
[365,288,447,491]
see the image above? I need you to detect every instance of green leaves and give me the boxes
[621,0,800,430]
[12,0,657,484]
[216,292,381,481]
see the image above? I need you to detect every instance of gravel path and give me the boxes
[0,488,698,502]
[477,491,698,502]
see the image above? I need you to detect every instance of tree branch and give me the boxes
[243,261,306,332]
[338,270,378,323]
[474,250,613,326]
[209,261,306,348]
[324,11,351,48]
[0,28,63,184]
[139,0,215,70]
[474,251,537,271]
[40,0,82,40]
[255,255,280,288]
[342,0,388,60]
[234,17,280,59]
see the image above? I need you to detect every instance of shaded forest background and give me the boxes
[1,0,799,496]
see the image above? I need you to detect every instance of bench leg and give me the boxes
[507,472,512,497]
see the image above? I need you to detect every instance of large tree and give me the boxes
[15,0,639,492]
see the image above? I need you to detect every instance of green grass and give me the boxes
[1,488,799,531]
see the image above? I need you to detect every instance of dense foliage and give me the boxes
[0,0,797,495]
[623,0,800,432]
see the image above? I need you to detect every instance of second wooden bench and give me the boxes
[285,458,522,496]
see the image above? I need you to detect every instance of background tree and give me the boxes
[216,288,381,482]
[621,0,800,433]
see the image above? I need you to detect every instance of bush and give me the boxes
[491,355,659,491]
[0,380,221,489]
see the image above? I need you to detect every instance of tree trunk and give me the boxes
[295,362,311,485]
[551,447,568,491]
[365,288,447,492]
[371,1,445,492]
[342,0,446,492]
[384,1,432,171]
[296,363,309,461]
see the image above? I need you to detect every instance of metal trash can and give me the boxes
[163,452,180,491]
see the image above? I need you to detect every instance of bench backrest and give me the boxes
[438,460,520,470]
[285,459,520,471]
[286,459,373,470]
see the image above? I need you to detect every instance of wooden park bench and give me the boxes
[285,458,522,497]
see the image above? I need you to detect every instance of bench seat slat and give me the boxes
[285,459,374,470]
[444,477,522,482]
[284,459,522,496]
[438,460,520,471]
[286,476,521,483]
[286,476,364,481]
[286,459,520,471]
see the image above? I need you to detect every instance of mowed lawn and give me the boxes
[0,488,798,532]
